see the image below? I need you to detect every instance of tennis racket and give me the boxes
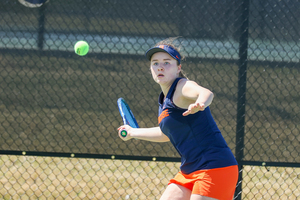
[117,98,139,137]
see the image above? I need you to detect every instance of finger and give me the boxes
[182,110,190,116]
[199,104,205,110]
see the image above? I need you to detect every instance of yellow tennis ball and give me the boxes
[74,41,89,56]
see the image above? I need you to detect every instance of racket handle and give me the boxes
[120,129,127,137]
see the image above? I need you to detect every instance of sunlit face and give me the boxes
[150,52,181,85]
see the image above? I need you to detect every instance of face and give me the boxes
[150,52,181,85]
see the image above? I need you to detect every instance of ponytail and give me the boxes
[179,70,188,79]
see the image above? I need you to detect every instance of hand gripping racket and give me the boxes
[117,98,139,137]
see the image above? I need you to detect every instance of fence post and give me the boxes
[38,3,47,50]
[235,0,250,199]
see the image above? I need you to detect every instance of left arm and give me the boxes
[174,79,214,116]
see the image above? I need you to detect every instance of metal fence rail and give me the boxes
[0,0,299,199]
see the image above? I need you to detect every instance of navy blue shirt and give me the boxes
[158,78,237,174]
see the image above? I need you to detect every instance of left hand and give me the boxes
[182,102,205,116]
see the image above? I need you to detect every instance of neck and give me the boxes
[161,85,171,97]
[160,77,179,96]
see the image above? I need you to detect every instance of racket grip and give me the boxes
[120,129,127,137]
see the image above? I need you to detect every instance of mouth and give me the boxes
[157,74,164,78]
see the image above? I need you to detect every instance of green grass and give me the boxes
[0,155,180,199]
[242,166,300,199]
[0,155,299,199]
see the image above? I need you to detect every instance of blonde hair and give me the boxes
[154,37,188,79]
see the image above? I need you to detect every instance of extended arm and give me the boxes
[118,125,170,142]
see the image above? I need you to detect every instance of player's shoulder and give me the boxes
[177,78,200,90]
[174,78,201,107]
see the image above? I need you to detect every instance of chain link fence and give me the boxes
[0,0,299,199]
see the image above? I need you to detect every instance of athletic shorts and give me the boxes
[168,165,238,200]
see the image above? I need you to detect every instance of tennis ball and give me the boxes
[74,41,89,56]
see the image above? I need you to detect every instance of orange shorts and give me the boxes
[169,165,238,200]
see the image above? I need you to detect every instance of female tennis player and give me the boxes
[118,38,238,200]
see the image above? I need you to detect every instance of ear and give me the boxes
[177,64,182,73]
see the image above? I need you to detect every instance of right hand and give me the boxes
[117,125,133,141]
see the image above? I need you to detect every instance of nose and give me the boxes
[157,63,164,71]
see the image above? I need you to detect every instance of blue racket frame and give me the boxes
[117,98,139,137]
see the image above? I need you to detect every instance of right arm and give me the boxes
[117,125,170,142]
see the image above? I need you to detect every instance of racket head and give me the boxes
[117,98,139,128]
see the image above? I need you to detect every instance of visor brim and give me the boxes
[145,47,170,61]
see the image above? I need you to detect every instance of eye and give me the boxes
[164,62,170,65]
[153,62,159,66]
